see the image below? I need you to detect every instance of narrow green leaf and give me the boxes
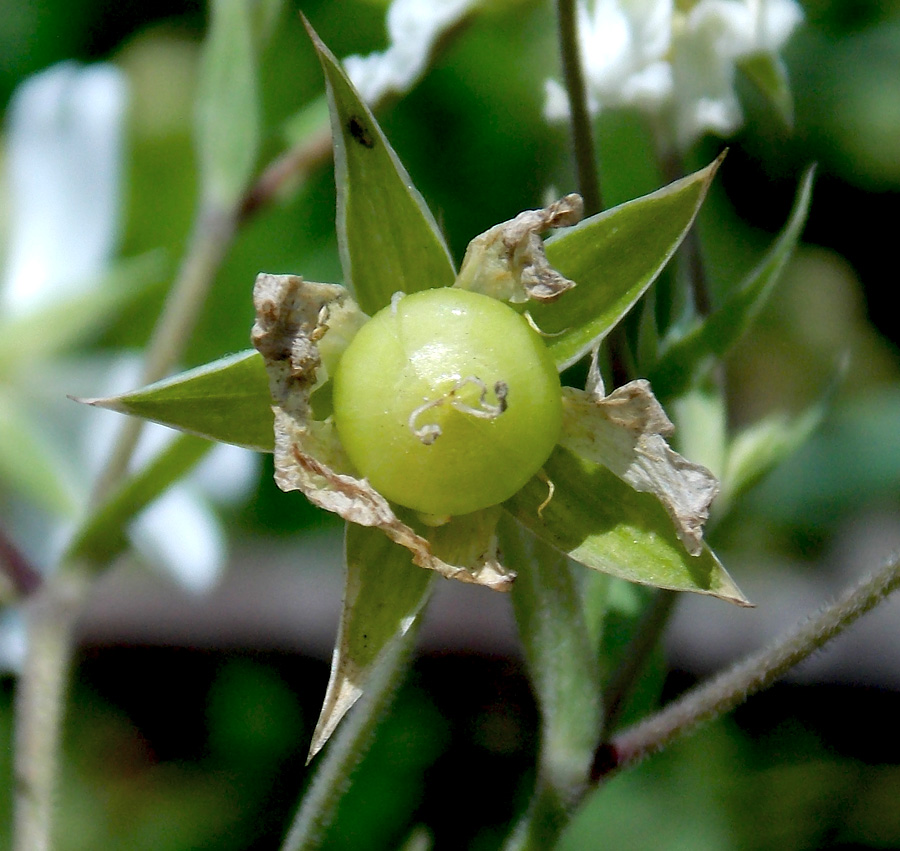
[740,53,794,128]
[535,156,723,370]
[307,523,435,761]
[504,446,750,606]
[720,401,826,512]
[67,433,212,563]
[0,252,166,372]
[501,516,602,847]
[76,350,274,451]
[305,19,455,314]
[0,391,78,516]
[196,0,260,210]
[651,165,815,399]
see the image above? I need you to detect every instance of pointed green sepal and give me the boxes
[308,523,435,761]
[305,17,455,314]
[75,350,274,451]
[533,155,723,370]
[504,446,750,606]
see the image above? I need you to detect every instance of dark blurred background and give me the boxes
[1,0,899,848]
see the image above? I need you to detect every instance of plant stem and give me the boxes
[13,566,90,851]
[90,208,236,505]
[594,552,900,780]
[603,589,677,733]
[557,0,602,216]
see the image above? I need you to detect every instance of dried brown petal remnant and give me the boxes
[455,194,584,303]
[560,380,719,556]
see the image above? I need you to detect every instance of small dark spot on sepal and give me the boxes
[348,115,375,148]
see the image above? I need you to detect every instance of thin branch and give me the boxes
[593,552,900,780]
[13,567,90,851]
[89,208,236,505]
[557,0,602,216]
[603,589,678,733]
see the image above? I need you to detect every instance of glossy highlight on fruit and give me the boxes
[332,288,562,517]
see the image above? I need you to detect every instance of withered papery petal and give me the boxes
[251,272,513,591]
[455,194,584,303]
[559,380,719,556]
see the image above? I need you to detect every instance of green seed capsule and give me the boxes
[333,288,562,517]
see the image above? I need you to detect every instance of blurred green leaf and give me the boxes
[651,165,815,399]
[76,350,274,452]
[505,446,749,606]
[747,387,900,528]
[0,389,77,515]
[196,0,260,210]
[0,252,166,372]
[740,53,794,127]
[536,157,723,371]
[501,516,602,849]
[67,432,212,563]
[306,20,455,315]
[281,94,329,148]
[306,523,435,761]
[720,402,826,513]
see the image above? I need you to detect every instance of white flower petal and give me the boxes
[344,0,478,105]
[129,485,226,594]
[2,62,127,316]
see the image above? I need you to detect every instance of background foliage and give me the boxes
[1,0,899,848]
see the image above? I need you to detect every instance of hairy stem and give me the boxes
[594,552,900,779]
[557,0,602,216]
[13,567,90,851]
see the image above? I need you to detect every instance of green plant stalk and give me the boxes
[13,566,90,851]
[557,0,602,216]
[603,589,677,733]
[596,552,900,778]
[90,208,236,506]
[280,612,420,851]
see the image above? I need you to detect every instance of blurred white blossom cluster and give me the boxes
[544,0,804,150]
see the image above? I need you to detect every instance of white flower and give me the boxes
[544,0,803,150]
[343,0,479,105]
[2,63,126,317]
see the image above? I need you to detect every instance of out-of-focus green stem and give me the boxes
[90,208,236,506]
[557,0,602,216]
[603,589,677,733]
[595,552,900,779]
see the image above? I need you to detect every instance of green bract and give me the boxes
[333,288,562,517]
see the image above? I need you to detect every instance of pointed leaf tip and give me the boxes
[304,17,454,314]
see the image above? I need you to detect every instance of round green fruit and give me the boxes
[332,287,562,517]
